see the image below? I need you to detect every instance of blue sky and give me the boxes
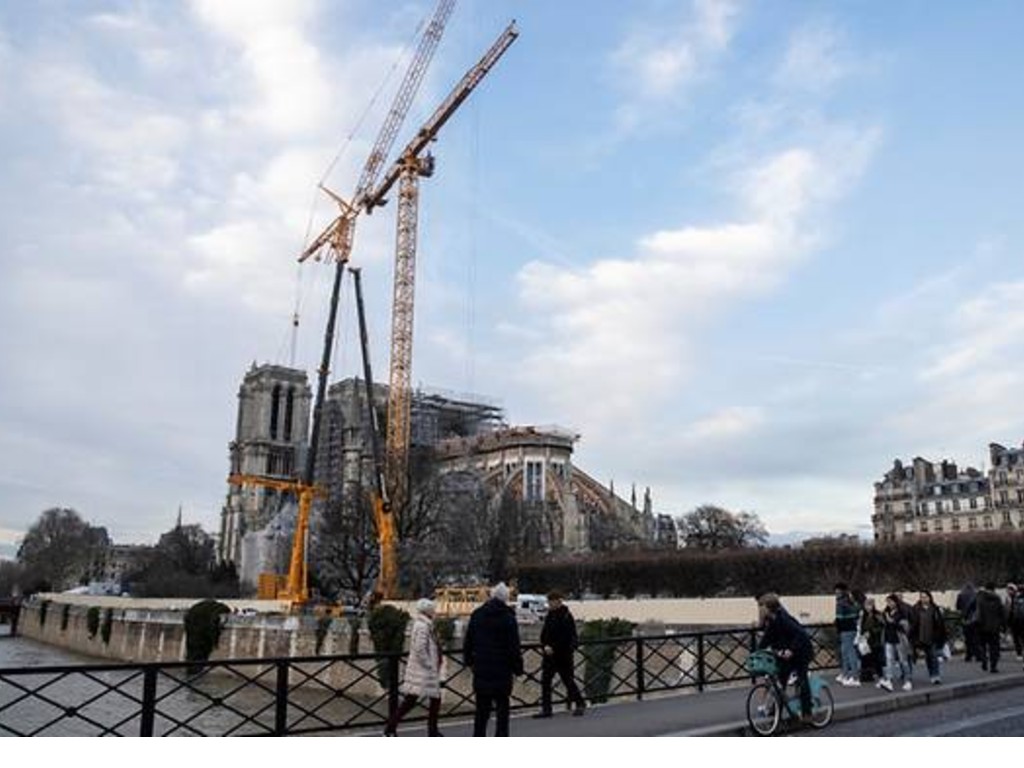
[1,0,1023,549]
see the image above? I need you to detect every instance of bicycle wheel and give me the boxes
[809,683,834,729]
[746,682,781,736]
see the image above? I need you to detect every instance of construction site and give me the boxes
[215,1,667,608]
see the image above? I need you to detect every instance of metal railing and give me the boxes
[0,622,845,736]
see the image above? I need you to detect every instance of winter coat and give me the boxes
[860,608,884,649]
[976,590,1006,634]
[401,613,441,698]
[956,586,978,624]
[540,604,578,662]
[463,598,524,694]
[835,593,860,633]
[1006,593,1024,629]
[758,607,813,662]
[909,603,948,649]
[881,606,911,655]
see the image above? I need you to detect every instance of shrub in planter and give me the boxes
[347,616,362,656]
[86,607,101,639]
[367,605,410,689]
[183,600,231,666]
[434,617,456,650]
[315,616,333,655]
[60,603,71,632]
[579,618,635,703]
[38,599,51,628]
[100,608,113,645]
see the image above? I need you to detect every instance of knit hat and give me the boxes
[491,582,510,603]
[416,598,436,616]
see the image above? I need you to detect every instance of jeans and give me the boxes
[839,631,861,679]
[884,643,910,683]
[918,644,941,679]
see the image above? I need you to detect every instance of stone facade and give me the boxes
[873,456,993,542]
[219,364,312,567]
[989,441,1024,529]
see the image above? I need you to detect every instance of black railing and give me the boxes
[0,621,877,736]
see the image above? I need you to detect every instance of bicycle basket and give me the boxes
[745,650,778,675]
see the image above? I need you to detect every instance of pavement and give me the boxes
[371,655,1024,737]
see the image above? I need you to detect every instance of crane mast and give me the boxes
[374,22,518,598]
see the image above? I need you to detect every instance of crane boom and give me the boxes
[376,21,518,598]
[298,0,456,264]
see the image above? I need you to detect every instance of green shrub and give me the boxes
[434,617,456,650]
[183,600,231,665]
[314,616,333,655]
[86,607,101,638]
[579,618,635,703]
[367,605,410,689]
[38,599,51,628]
[347,616,362,656]
[100,608,113,645]
[60,603,71,632]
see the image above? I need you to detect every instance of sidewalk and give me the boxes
[373,657,1024,737]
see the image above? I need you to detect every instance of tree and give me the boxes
[127,523,235,598]
[17,508,110,592]
[676,505,768,551]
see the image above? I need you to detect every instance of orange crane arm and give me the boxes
[299,0,456,264]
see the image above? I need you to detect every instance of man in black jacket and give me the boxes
[757,593,814,721]
[976,582,1006,673]
[463,582,524,736]
[533,591,586,719]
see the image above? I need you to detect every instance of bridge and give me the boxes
[1,618,1020,736]
[0,599,19,638]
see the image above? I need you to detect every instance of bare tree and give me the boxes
[676,505,768,551]
[17,507,109,592]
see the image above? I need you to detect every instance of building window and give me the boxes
[951,518,961,531]
[969,517,978,531]
[983,516,993,529]
[999,490,1009,506]
[270,384,281,439]
[970,497,978,510]
[935,519,943,532]
[284,387,295,441]
[884,503,892,513]
[983,496,990,508]
[953,499,961,512]
[1017,489,1024,504]
[525,460,543,502]
[933,485,942,496]
[903,501,911,512]
[920,521,928,533]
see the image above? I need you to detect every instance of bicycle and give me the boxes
[744,650,834,736]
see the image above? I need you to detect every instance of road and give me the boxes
[798,679,1024,736]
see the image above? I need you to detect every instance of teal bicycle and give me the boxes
[744,650,834,736]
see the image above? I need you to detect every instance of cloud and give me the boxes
[609,0,741,131]
[512,127,879,432]
[774,21,851,92]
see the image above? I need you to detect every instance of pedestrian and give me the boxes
[956,582,980,662]
[909,590,948,684]
[1004,583,1024,661]
[834,582,861,686]
[533,590,586,719]
[383,598,444,737]
[859,596,884,682]
[877,593,912,692]
[463,582,523,736]
[756,593,814,723]
[975,581,1006,673]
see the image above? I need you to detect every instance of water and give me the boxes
[0,634,104,668]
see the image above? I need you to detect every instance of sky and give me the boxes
[1,0,1023,550]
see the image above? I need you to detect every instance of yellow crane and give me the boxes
[366,21,519,598]
[229,0,455,608]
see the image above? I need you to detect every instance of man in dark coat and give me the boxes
[463,582,524,736]
[955,582,980,662]
[975,582,1006,673]
[757,593,814,720]
[533,591,586,718]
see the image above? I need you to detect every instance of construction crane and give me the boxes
[349,267,396,598]
[228,1,455,608]
[367,21,519,599]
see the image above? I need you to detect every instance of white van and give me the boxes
[515,593,549,624]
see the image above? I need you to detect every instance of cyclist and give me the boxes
[757,593,814,723]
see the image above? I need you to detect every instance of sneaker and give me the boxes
[878,678,894,692]
[902,681,913,691]
[836,674,847,683]
[847,678,862,687]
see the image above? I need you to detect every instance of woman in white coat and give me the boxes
[384,598,444,736]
